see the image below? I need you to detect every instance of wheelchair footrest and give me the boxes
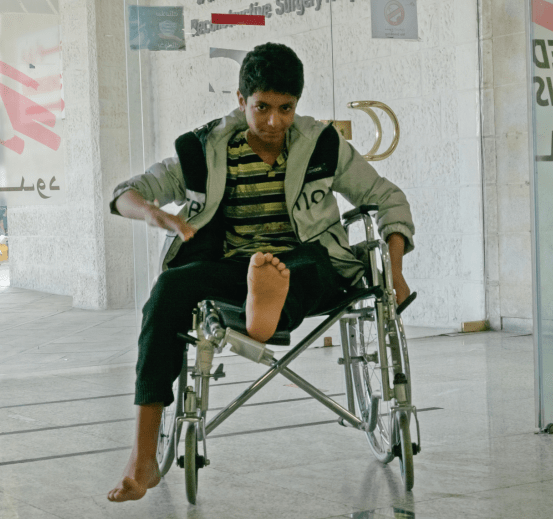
[225,328,275,365]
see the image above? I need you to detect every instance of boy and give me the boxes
[108,42,414,502]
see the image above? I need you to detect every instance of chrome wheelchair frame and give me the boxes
[155,204,421,503]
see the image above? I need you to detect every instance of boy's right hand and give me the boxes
[144,200,196,242]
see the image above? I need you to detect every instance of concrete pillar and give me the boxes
[61,0,134,309]
[480,0,532,332]
[8,0,134,309]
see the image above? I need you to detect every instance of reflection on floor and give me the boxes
[0,286,549,519]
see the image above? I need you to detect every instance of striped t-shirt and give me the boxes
[223,129,299,257]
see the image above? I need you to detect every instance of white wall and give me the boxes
[333,1,486,328]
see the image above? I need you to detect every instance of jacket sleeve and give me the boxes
[331,136,415,254]
[109,156,186,216]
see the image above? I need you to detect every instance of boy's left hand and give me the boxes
[386,232,410,306]
[393,270,411,307]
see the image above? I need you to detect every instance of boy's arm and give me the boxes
[111,157,195,242]
[331,136,415,254]
[115,190,196,242]
[110,156,187,215]
[332,135,414,304]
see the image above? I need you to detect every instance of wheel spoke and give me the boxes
[347,301,411,467]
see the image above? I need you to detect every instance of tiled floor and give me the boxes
[1,284,550,519]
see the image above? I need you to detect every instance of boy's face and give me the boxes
[237,90,298,147]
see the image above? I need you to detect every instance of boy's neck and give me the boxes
[246,130,286,158]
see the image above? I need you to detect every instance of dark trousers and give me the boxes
[135,242,348,406]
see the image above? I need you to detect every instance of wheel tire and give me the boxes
[157,361,187,477]
[184,423,199,504]
[397,410,414,491]
[348,302,411,464]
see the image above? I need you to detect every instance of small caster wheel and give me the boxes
[177,455,184,468]
[184,423,199,504]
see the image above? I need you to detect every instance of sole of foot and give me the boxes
[246,252,290,343]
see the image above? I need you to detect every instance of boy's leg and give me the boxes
[108,260,249,503]
[108,247,334,502]
[275,243,348,331]
[107,403,163,502]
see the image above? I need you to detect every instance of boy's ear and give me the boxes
[237,90,246,112]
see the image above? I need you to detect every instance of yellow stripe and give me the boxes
[225,181,285,197]
[231,222,294,235]
[227,163,272,177]
[228,142,254,155]
[226,234,295,249]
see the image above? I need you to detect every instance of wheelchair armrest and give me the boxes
[342,204,379,225]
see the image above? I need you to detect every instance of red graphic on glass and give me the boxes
[211,13,265,25]
[534,0,553,31]
[23,74,62,96]
[0,60,61,155]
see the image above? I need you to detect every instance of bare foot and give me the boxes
[246,252,290,343]
[107,453,161,503]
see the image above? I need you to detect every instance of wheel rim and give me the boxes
[348,300,411,463]
[350,312,392,458]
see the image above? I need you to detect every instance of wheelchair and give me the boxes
[155,204,420,503]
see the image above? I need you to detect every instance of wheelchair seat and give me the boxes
[212,286,382,346]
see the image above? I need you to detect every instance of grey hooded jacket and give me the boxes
[110,108,415,287]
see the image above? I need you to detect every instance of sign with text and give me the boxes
[128,6,186,51]
[531,0,553,430]
[190,0,357,37]
[371,0,418,40]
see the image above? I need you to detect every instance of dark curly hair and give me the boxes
[239,43,304,101]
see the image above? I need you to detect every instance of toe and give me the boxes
[276,262,286,271]
[281,268,290,278]
[251,252,265,267]
[271,256,280,266]
[264,253,274,263]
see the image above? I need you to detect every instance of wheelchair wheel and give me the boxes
[157,365,187,477]
[397,410,414,491]
[184,422,199,504]
[348,304,411,464]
